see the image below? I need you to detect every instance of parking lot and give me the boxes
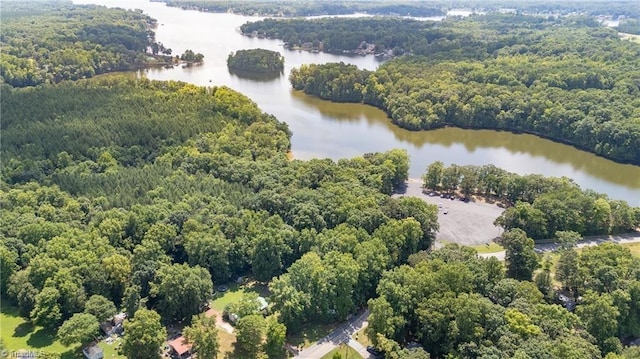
[395,179,506,246]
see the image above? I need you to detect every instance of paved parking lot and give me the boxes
[395,179,505,246]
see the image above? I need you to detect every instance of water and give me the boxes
[75,0,640,202]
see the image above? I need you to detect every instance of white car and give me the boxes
[443,209,449,214]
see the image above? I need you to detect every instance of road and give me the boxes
[479,232,640,260]
[294,310,373,359]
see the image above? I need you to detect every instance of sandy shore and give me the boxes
[394,179,505,246]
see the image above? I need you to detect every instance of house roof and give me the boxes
[83,343,104,359]
[168,336,192,356]
[257,296,268,311]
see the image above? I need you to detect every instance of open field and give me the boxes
[469,242,505,253]
[321,343,363,359]
[622,242,640,256]
[0,303,79,358]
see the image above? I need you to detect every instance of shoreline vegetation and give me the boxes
[0,2,203,88]
[274,15,640,165]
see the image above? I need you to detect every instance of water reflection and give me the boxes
[228,68,284,82]
[290,90,640,190]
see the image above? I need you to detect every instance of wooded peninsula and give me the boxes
[244,15,640,165]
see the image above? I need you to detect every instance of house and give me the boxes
[100,312,126,336]
[83,344,104,359]
[257,296,268,312]
[168,335,192,358]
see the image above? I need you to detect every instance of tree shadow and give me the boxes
[60,348,83,359]
[13,322,35,338]
[26,328,56,348]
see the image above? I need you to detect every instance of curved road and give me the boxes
[479,232,640,260]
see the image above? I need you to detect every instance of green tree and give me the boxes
[57,313,99,346]
[576,292,620,352]
[500,229,539,280]
[0,246,18,294]
[151,263,213,321]
[184,314,220,359]
[422,161,444,191]
[122,308,167,359]
[556,248,581,293]
[122,285,142,318]
[31,287,62,329]
[84,295,117,323]
[264,317,287,358]
[235,314,265,357]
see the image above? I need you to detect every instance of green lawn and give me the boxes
[469,242,504,254]
[210,281,270,312]
[98,337,125,359]
[321,344,363,359]
[0,303,81,359]
[622,242,640,257]
[352,327,372,348]
[287,321,341,349]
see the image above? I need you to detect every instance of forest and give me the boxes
[0,1,160,87]
[227,49,285,74]
[2,76,639,359]
[2,2,640,358]
[158,0,444,17]
[156,0,640,19]
[1,75,436,357]
[276,15,640,164]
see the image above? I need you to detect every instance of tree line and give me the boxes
[422,162,640,240]
[156,0,640,19]
[282,15,640,165]
[0,2,159,87]
[159,0,444,17]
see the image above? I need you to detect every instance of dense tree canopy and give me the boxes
[227,49,284,74]
[160,0,640,19]
[1,76,434,337]
[279,15,640,164]
[0,2,159,87]
[366,243,640,358]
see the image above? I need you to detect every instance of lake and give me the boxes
[75,0,640,203]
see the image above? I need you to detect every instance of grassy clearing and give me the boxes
[210,281,270,312]
[321,343,363,359]
[98,338,125,359]
[0,303,80,358]
[622,242,640,257]
[352,327,372,348]
[469,242,504,253]
[217,327,237,356]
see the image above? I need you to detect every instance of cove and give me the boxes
[75,0,640,202]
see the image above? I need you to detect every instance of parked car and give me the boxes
[367,346,383,358]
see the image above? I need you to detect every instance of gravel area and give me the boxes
[394,179,505,246]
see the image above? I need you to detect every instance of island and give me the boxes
[227,48,284,74]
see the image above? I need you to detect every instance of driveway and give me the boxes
[295,310,373,359]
